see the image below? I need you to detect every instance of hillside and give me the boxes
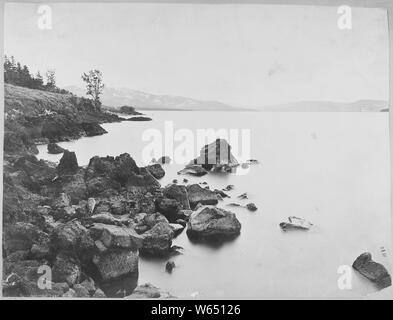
[4,84,122,154]
[64,85,245,111]
[257,100,388,112]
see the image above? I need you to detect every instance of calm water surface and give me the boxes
[37,111,391,298]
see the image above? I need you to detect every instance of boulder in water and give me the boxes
[352,252,391,289]
[191,139,238,172]
[187,206,241,239]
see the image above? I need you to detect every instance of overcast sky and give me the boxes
[4,3,389,107]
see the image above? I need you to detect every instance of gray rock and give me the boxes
[163,184,191,210]
[246,203,258,211]
[89,223,142,250]
[187,206,241,239]
[52,253,81,286]
[165,261,176,273]
[93,250,139,281]
[146,163,165,179]
[353,252,392,289]
[140,222,174,256]
[57,151,79,175]
[279,216,313,231]
[187,184,218,208]
[178,164,208,177]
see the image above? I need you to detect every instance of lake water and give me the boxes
[37,111,391,298]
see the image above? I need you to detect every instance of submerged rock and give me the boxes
[127,116,152,121]
[178,164,208,177]
[187,206,241,239]
[165,261,176,273]
[246,203,258,211]
[223,185,234,191]
[47,143,66,154]
[353,253,392,289]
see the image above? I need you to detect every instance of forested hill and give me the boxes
[4,84,122,154]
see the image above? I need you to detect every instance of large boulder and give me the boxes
[89,223,142,250]
[13,155,56,191]
[85,153,160,196]
[92,250,139,282]
[352,253,392,289]
[191,139,238,172]
[51,220,95,258]
[187,206,241,239]
[140,222,174,256]
[163,184,191,210]
[52,252,81,286]
[186,184,218,208]
[57,150,79,175]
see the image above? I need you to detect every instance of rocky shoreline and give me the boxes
[3,86,246,299]
[3,84,391,298]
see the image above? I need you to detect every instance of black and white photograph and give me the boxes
[1,1,393,302]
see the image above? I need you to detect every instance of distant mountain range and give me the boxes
[257,100,388,112]
[64,85,388,112]
[64,85,245,112]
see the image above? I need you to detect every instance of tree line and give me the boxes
[4,55,105,110]
[4,55,69,94]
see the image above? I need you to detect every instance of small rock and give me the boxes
[246,203,258,211]
[279,216,313,231]
[237,193,248,200]
[165,261,176,273]
[223,185,234,191]
[87,197,96,215]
